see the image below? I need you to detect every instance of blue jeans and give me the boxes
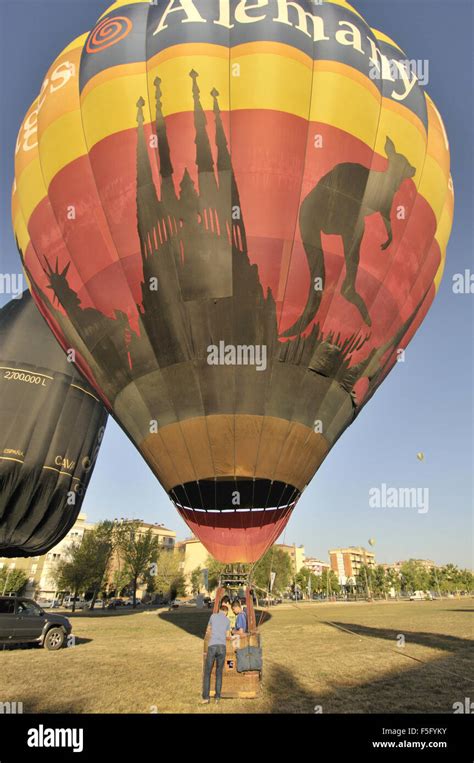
[203,644,226,699]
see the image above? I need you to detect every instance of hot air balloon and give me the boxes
[417,452,425,461]
[368,538,376,547]
[12,0,453,563]
[0,292,107,557]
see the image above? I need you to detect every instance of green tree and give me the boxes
[53,543,91,611]
[111,568,132,597]
[438,564,462,595]
[356,564,374,596]
[386,568,401,597]
[52,522,116,609]
[150,549,185,600]
[295,566,314,597]
[428,566,443,597]
[82,521,115,609]
[400,560,430,593]
[372,565,389,597]
[321,568,340,596]
[190,567,203,595]
[253,548,292,595]
[459,569,473,593]
[116,523,160,607]
[169,573,186,600]
[0,568,28,596]
[312,574,324,594]
[206,557,227,591]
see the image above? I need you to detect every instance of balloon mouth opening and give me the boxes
[169,478,300,513]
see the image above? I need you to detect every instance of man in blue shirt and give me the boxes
[202,604,230,704]
[232,601,248,634]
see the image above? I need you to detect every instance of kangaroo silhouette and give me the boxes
[281,137,416,335]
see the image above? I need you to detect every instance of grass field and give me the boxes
[0,599,472,714]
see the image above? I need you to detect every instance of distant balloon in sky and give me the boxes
[368,538,376,547]
[12,0,453,562]
[417,452,425,462]
[0,292,107,557]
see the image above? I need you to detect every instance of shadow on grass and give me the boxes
[264,620,473,713]
[255,609,272,626]
[71,636,93,646]
[159,609,211,639]
[441,609,474,613]
[326,621,473,654]
[265,664,317,713]
[265,655,473,713]
[1,636,92,652]
[64,607,147,618]
[17,696,91,714]
[159,608,272,639]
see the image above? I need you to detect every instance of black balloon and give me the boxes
[0,292,107,557]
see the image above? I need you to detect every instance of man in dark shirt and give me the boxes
[202,604,230,704]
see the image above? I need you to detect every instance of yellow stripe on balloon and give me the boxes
[15,149,48,224]
[82,61,154,101]
[373,101,426,184]
[15,100,40,176]
[309,67,380,145]
[417,103,450,225]
[11,185,31,257]
[433,179,454,291]
[38,113,87,188]
[148,41,231,69]
[80,77,149,148]
[425,95,450,155]
[230,51,312,117]
[382,98,426,141]
[418,152,450,219]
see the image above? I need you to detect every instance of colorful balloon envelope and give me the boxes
[12,0,453,562]
[0,292,107,557]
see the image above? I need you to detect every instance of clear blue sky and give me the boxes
[0,0,472,568]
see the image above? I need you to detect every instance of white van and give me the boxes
[409,590,433,601]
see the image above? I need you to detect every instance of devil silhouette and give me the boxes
[281,137,416,334]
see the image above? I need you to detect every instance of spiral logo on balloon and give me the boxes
[86,16,133,54]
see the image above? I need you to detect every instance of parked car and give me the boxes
[75,600,94,610]
[36,598,53,608]
[124,599,142,607]
[152,597,168,607]
[168,598,194,609]
[106,598,125,609]
[63,596,87,609]
[409,590,433,601]
[258,596,280,606]
[0,596,72,650]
